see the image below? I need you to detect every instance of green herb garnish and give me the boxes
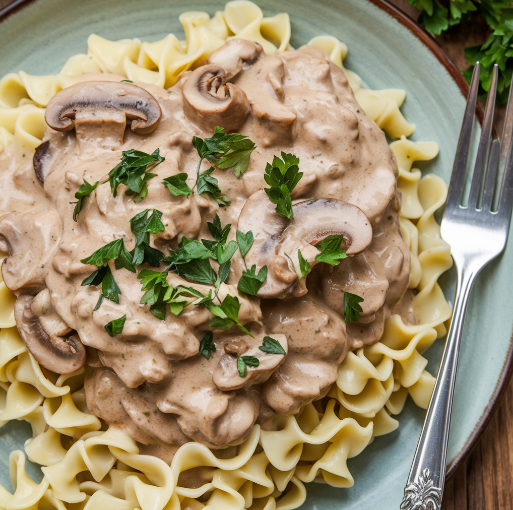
[259,336,286,355]
[73,179,98,221]
[236,230,254,269]
[129,209,166,267]
[298,249,311,278]
[198,331,216,360]
[193,126,256,178]
[205,294,252,337]
[197,167,231,206]
[237,265,268,296]
[162,173,192,197]
[314,235,348,266]
[106,148,164,202]
[237,355,260,377]
[344,292,364,323]
[105,314,126,337]
[264,152,303,220]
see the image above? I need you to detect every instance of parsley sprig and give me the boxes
[193,126,256,177]
[344,292,364,323]
[199,332,216,360]
[405,0,513,103]
[162,173,192,197]
[264,152,303,220]
[259,336,286,355]
[129,209,165,266]
[106,149,164,202]
[81,238,135,308]
[314,235,348,266]
[237,356,260,377]
[105,315,126,337]
[72,180,98,221]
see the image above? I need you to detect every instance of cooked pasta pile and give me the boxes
[0,2,452,509]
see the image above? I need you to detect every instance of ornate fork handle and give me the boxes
[400,265,477,510]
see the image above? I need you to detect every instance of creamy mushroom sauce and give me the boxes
[0,41,413,462]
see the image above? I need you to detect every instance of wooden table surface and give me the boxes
[1,0,512,508]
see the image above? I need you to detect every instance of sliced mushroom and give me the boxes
[15,293,86,374]
[0,206,62,292]
[206,39,263,80]
[237,190,373,298]
[33,140,53,183]
[213,333,287,391]
[182,65,250,131]
[45,81,162,148]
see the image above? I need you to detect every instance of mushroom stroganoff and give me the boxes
[0,3,453,510]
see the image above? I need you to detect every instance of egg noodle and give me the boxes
[0,2,452,509]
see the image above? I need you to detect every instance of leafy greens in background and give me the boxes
[406,0,513,103]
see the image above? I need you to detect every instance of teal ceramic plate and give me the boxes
[1,0,512,508]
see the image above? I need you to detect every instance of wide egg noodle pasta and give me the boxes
[0,2,453,509]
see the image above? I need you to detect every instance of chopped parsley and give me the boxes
[344,292,364,323]
[193,126,256,178]
[162,173,192,197]
[237,356,260,377]
[72,179,98,221]
[105,314,126,337]
[106,148,164,202]
[198,331,216,360]
[204,294,252,337]
[237,265,268,296]
[298,250,310,278]
[259,336,286,355]
[197,167,231,206]
[263,152,303,220]
[129,209,165,267]
[236,229,254,269]
[314,235,348,266]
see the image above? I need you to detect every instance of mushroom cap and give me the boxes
[182,65,250,131]
[206,38,263,80]
[45,81,162,135]
[237,190,373,298]
[14,294,86,374]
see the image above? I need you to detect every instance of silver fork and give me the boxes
[400,63,513,510]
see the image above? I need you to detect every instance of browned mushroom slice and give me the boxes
[15,293,86,374]
[213,333,287,391]
[206,39,263,80]
[44,81,162,148]
[33,140,52,183]
[182,65,250,131]
[0,206,62,292]
[237,190,373,298]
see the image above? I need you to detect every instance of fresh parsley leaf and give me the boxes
[174,258,217,286]
[193,126,256,177]
[73,180,98,221]
[217,240,238,265]
[120,79,133,83]
[237,265,268,296]
[344,292,364,323]
[215,261,231,297]
[106,148,164,202]
[237,355,260,377]
[205,294,252,337]
[168,237,215,265]
[102,266,122,304]
[129,209,165,267]
[162,173,192,197]
[259,336,286,355]
[298,250,311,278]
[105,314,126,337]
[81,266,108,286]
[236,230,253,266]
[263,152,303,220]
[199,331,216,360]
[314,235,347,266]
[197,167,231,206]
[93,294,105,311]
[208,215,231,244]
[81,239,126,267]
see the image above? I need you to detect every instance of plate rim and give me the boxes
[0,0,511,484]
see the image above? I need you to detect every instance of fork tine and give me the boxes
[447,63,481,207]
[468,64,498,209]
[498,79,513,219]
[482,139,500,211]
